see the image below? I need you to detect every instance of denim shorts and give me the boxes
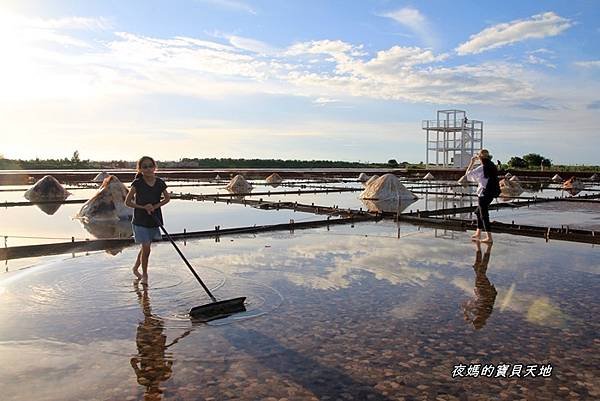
[132,224,162,244]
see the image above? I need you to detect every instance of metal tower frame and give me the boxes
[423,110,483,168]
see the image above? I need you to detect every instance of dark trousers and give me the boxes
[475,194,494,232]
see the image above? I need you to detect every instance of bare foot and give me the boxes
[133,267,142,279]
[480,237,493,244]
[471,233,480,239]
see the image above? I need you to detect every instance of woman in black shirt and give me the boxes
[125,156,170,285]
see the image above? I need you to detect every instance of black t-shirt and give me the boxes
[131,177,167,227]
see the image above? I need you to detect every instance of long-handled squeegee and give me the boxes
[151,214,246,321]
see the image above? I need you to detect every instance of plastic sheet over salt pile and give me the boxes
[359,173,418,201]
[76,175,132,221]
[24,175,71,202]
[500,176,523,197]
[226,174,252,193]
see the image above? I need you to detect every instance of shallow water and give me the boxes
[0,199,325,247]
[1,221,598,400]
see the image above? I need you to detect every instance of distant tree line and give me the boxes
[506,153,552,169]
[0,152,403,170]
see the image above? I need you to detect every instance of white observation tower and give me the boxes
[423,110,483,168]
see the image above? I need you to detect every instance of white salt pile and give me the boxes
[226,174,252,193]
[92,171,110,183]
[359,173,417,201]
[266,173,283,184]
[76,175,132,221]
[24,175,71,201]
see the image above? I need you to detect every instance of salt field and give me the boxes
[1,172,599,400]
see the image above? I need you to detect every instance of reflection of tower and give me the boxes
[130,283,190,400]
[462,242,497,330]
[423,110,483,168]
[424,181,475,218]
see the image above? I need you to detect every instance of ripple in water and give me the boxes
[3,251,284,328]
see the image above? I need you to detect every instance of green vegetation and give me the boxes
[507,153,552,169]
[0,153,403,170]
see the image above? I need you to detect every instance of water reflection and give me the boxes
[462,242,497,330]
[81,219,133,239]
[131,282,190,400]
[360,197,417,213]
[32,201,64,215]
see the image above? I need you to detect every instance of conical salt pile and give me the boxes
[590,173,598,181]
[504,173,513,180]
[226,175,252,193]
[509,175,520,182]
[358,173,369,182]
[76,175,132,221]
[500,178,523,196]
[366,174,379,185]
[92,171,110,183]
[266,173,283,184]
[360,173,417,201]
[24,175,71,201]
[552,174,563,182]
[423,172,434,180]
[215,174,221,180]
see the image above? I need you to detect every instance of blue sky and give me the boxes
[1,0,599,164]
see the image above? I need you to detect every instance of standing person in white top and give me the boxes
[465,149,501,243]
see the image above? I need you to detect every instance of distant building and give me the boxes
[423,110,483,169]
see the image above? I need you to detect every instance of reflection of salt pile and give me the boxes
[24,175,71,201]
[500,177,523,197]
[265,173,283,184]
[76,176,132,221]
[226,175,252,193]
[82,219,133,239]
[423,172,434,180]
[92,171,110,183]
[359,173,417,201]
[552,174,563,182]
[361,198,417,213]
[358,173,369,182]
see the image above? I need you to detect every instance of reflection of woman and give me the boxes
[130,283,173,400]
[462,242,497,330]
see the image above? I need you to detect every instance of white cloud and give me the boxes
[574,60,600,68]
[380,7,438,48]
[456,12,572,55]
[0,13,572,109]
[197,0,256,15]
[526,54,556,68]
[228,35,276,54]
